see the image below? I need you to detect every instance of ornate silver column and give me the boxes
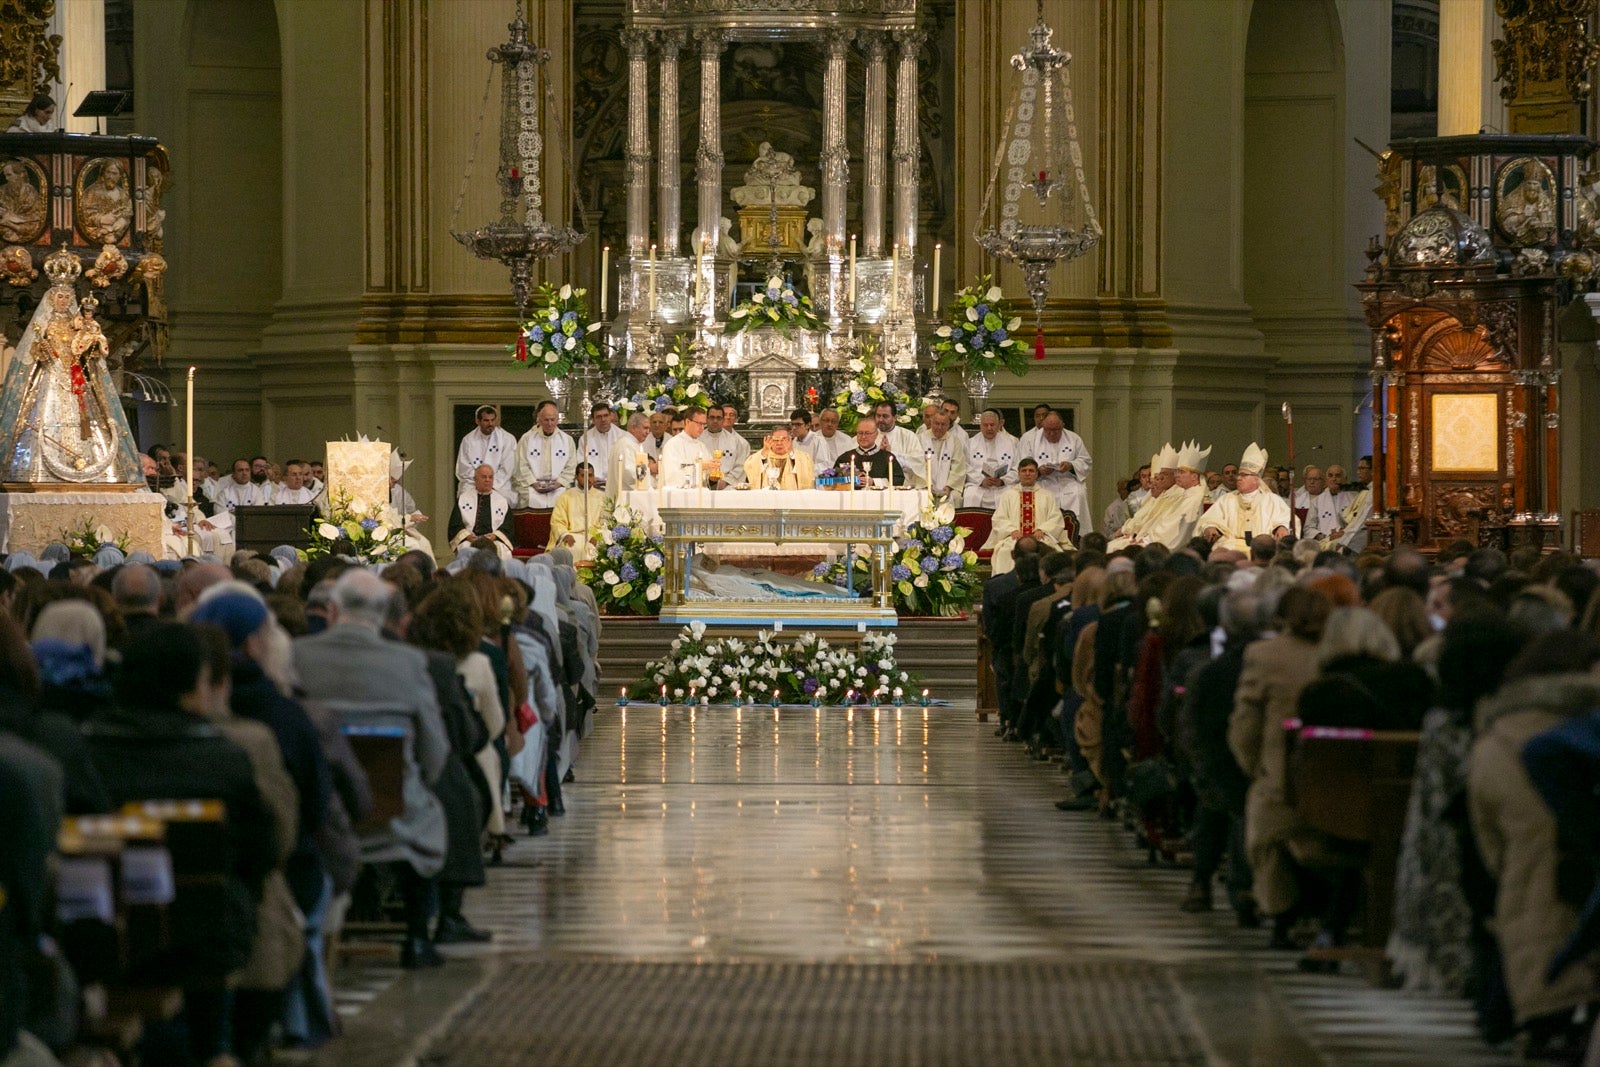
[820,28,854,252]
[860,33,889,258]
[622,28,653,257]
[694,29,726,258]
[656,29,685,256]
[891,28,923,256]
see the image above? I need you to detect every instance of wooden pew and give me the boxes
[341,723,407,833]
[1284,723,1420,980]
[974,605,1000,721]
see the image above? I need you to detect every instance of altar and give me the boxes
[621,487,925,559]
[0,490,167,558]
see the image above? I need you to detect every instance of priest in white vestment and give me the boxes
[917,410,967,501]
[449,465,515,560]
[658,407,713,488]
[1121,439,1210,551]
[548,463,609,560]
[513,401,577,508]
[742,427,815,489]
[577,402,630,491]
[871,401,928,488]
[1197,442,1290,553]
[273,461,320,506]
[1308,485,1372,553]
[962,410,1019,509]
[809,408,849,469]
[1025,412,1093,533]
[981,459,1072,575]
[701,404,751,488]
[608,413,658,492]
[214,458,275,510]
[455,404,517,495]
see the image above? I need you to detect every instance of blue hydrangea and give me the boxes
[802,677,820,694]
[665,375,678,387]
[528,326,545,343]
[930,525,953,544]
[765,286,780,300]
[654,396,670,411]
[561,310,577,325]
[360,518,379,531]
[619,562,638,582]
[891,564,912,581]
[781,291,798,306]
[812,562,831,577]
[611,525,631,541]
[921,554,941,574]
[851,389,867,404]
[943,554,963,571]
[992,328,1008,342]
[976,303,989,317]
[607,544,624,560]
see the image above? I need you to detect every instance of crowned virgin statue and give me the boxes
[0,247,144,486]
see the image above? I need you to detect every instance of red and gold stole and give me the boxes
[1019,489,1036,535]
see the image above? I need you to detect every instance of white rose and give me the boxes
[666,352,679,367]
[318,523,341,540]
[690,620,706,638]
[371,525,391,541]
[544,350,559,363]
[848,359,866,373]
[985,286,1002,303]
[686,383,702,397]
[966,306,979,322]
[559,284,573,300]
[645,552,663,571]
[562,334,576,351]
[604,570,620,585]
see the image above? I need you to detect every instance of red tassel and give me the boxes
[1034,327,1046,362]
[515,335,528,363]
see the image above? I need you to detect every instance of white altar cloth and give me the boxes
[621,488,925,558]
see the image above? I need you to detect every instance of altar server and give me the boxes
[513,400,577,508]
[917,410,967,501]
[743,427,815,489]
[608,413,657,492]
[455,404,517,495]
[962,409,1019,509]
[872,401,927,488]
[982,458,1071,575]
[790,409,821,461]
[702,403,751,487]
[659,406,713,487]
[449,464,515,560]
[548,463,609,560]
[1025,411,1093,533]
[1197,442,1290,552]
[578,402,630,491]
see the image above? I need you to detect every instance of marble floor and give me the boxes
[323,704,1516,1066]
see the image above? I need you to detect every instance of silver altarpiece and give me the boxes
[602,0,932,418]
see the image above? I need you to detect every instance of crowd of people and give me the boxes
[0,540,600,1067]
[986,522,1600,1062]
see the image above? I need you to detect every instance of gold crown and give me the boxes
[43,244,82,286]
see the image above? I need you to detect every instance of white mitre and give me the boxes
[1177,439,1212,474]
[1154,442,1180,472]
[1238,441,1269,476]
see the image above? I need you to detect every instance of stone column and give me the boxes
[656,29,685,255]
[860,32,889,257]
[820,28,854,252]
[694,29,726,257]
[891,29,924,255]
[621,28,652,256]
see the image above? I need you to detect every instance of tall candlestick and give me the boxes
[648,244,657,317]
[931,243,941,314]
[848,234,857,306]
[600,245,610,319]
[185,366,196,558]
[693,235,705,308]
[889,242,900,317]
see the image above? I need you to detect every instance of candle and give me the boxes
[931,243,941,313]
[185,366,196,557]
[648,244,657,317]
[774,620,784,633]
[848,234,858,307]
[618,687,629,707]
[693,235,705,308]
[921,688,930,706]
[893,686,904,707]
[771,688,781,708]
[890,242,900,317]
[660,683,667,708]
[600,245,610,319]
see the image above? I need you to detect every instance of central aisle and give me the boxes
[327,706,1513,1067]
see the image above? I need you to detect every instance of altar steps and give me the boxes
[595,617,980,704]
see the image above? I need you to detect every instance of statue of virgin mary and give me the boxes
[0,247,144,486]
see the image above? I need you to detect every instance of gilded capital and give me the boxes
[1491,0,1598,133]
[0,0,60,123]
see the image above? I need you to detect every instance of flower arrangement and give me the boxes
[725,274,824,336]
[305,489,404,564]
[832,340,917,432]
[581,503,667,615]
[616,336,713,416]
[636,621,913,704]
[515,282,605,378]
[810,500,980,617]
[931,274,1028,375]
[62,518,130,558]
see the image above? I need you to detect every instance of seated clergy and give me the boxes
[981,458,1072,575]
[832,419,910,487]
[448,463,515,560]
[743,427,816,489]
[548,463,609,561]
